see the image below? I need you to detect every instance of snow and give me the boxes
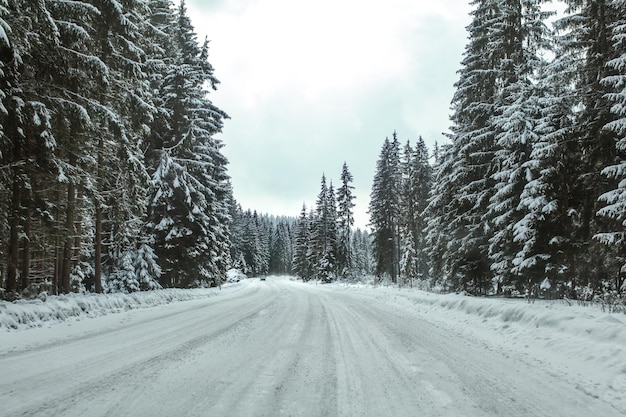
[226,268,247,282]
[1,276,624,416]
[322,281,626,414]
[0,283,243,330]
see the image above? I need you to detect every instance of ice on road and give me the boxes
[0,277,622,417]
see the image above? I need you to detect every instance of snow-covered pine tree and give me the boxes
[238,210,269,277]
[425,143,461,291]
[189,36,231,286]
[336,162,356,278]
[554,0,624,286]
[351,228,373,277]
[596,0,626,292]
[399,137,432,286]
[268,220,287,274]
[399,140,415,286]
[369,133,401,283]
[508,60,576,292]
[0,0,8,294]
[434,0,511,294]
[146,0,229,287]
[308,174,338,282]
[428,0,551,294]
[487,0,553,290]
[1,0,106,295]
[323,181,339,280]
[293,204,312,281]
[228,200,248,272]
[85,0,158,293]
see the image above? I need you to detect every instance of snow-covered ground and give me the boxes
[0,283,244,330]
[322,281,626,414]
[1,276,624,416]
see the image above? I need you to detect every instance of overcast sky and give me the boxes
[186,0,474,229]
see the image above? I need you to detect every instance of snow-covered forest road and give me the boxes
[1,277,623,417]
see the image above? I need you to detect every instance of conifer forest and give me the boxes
[1,0,626,306]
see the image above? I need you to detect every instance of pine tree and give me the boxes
[426,0,552,294]
[399,137,432,286]
[292,204,312,280]
[1,0,104,295]
[486,0,553,290]
[352,228,374,277]
[596,0,626,291]
[553,0,624,287]
[87,0,156,294]
[508,60,576,291]
[425,142,464,291]
[308,174,338,281]
[146,0,229,287]
[431,0,505,293]
[369,133,401,282]
[336,162,356,278]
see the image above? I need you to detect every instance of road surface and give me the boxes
[0,277,621,416]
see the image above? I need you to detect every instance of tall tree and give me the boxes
[146,0,229,287]
[486,0,553,289]
[595,0,626,291]
[336,162,355,277]
[553,0,624,287]
[369,133,401,282]
[308,174,338,281]
[292,204,312,280]
[399,138,432,285]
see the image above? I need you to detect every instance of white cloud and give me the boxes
[186,0,472,226]
[190,0,471,104]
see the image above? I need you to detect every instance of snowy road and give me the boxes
[0,277,623,417]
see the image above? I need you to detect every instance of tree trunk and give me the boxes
[94,205,103,293]
[20,206,31,291]
[52,186,60,295]
[5,174,21,294]
[60,181,75,293]
[94,136,104,293]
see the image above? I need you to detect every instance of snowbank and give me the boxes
[226,268,247,282]
[325,282,626,413]
[0,284,240,331]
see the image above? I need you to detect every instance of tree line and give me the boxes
[228,208,297,277]
[0,0,231,298]
[369,0,626,298]
[292,163,374,282]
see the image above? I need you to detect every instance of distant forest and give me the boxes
[2,1,626,304]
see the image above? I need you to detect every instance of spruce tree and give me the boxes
[336,162,355,278]
[486,0,553,290]
[425,143,463,290]
[293,204,312,281]
[369,133,401,282]
[399,138,432,285]
[553,0,624,286]
[146,0,228,287]
[595,0,626,291]
[309,174,337,281]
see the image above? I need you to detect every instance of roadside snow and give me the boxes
[321,282,626,414]
[2,277,625,413]
[0,282,243,331]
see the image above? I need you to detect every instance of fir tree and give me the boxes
[292,204,312,281]
[369,133,401,282]
[146,0,229,287]
[399,138,432,286]
[309,174,338,281]
[596,0,626,291]
[486,0,553,289]
[336,162,356,278]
